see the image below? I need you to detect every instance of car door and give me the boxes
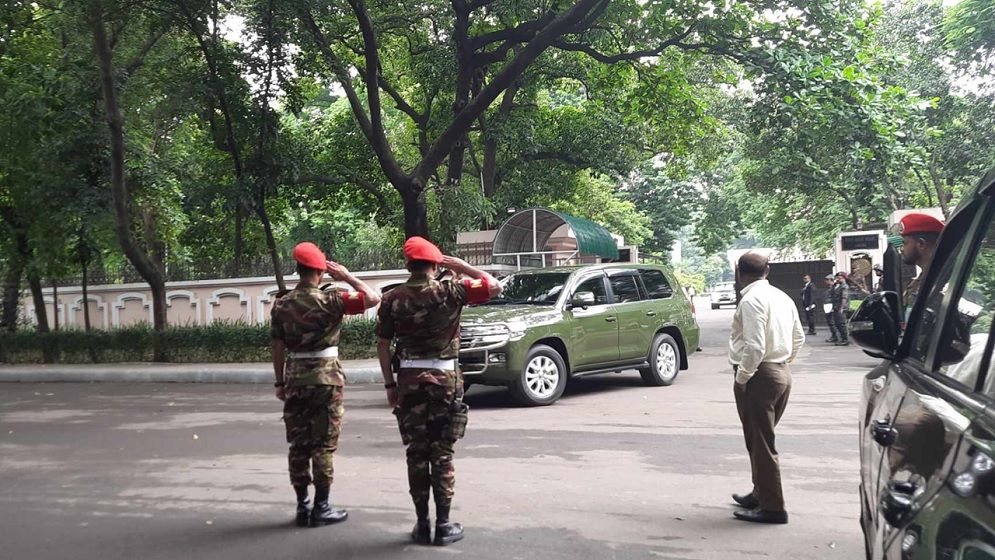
[607,270,653,361]
[566,272,620,368]
[883,200,995,559]
[872,199,995,559]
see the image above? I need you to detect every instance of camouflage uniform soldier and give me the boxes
[830,272,850,346]
[375,237,501,546]
[271,242,380,527]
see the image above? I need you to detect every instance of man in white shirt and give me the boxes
[728,252,805,524]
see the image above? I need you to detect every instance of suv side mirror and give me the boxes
[571,291,596,309]
[849,291,902,359]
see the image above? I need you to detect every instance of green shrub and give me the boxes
[0,320,378,364]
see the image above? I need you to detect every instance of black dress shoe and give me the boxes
[411,520,432,545]
[825,338,839,343]
[835,340,850,346]
[733,509,788,524]
[310,501,348,526]
[434,522,465,546]
[732,493,759,509]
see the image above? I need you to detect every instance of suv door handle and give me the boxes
[872,420,898,447]
[881,481,917,526]
[605,316,617,323]
[646,311,657,317]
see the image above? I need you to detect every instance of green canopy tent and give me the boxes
[491,208,619,269]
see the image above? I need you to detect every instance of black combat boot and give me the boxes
[433,503,464,546]
[310,485,348,527]
[411,500,431,544]
[294,485,311,527]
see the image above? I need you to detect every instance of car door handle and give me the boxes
[872,420,898,447]
[881,481,917,527]
[605,316,617,323]
[646,311,656,317]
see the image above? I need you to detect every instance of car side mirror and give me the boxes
[571,291,596,309]
[849,291,901,359]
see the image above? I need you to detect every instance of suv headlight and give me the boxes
[505,320,528,341]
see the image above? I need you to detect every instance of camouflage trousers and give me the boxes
[393,380,465,506]
[283,385,344,488]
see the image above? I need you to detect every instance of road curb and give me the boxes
[0,364,383,385]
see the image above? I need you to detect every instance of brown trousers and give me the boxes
[734,362,792,512]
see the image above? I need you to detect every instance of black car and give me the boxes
[855,169,995,559]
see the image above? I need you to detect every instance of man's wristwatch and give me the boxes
[274,381,285,387]
[384,382,397,389]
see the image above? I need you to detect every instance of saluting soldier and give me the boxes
[898,213,944,315]
[375,237,501,546]
[271,242,381,527]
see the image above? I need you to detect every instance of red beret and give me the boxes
[403,236,443,264]
[292,242,327,270]
[899,213,944,236]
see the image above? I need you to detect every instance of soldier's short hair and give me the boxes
[297,262,323,277]
[407,259,435,273]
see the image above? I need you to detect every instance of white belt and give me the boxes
[400,359,456,370]
[288,347,338,359]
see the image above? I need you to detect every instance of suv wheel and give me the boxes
[510,345,567,406]
[639,334,680,386]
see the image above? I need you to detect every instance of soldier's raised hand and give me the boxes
[440,256,469,273]
[325,260,350,281]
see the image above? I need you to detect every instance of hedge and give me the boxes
[0,320,378,364]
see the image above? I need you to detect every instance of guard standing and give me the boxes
[271,242,381,527]
[898,213,945,314]
[801,275,817,335]
[822,274,838,343]
[375,237,502,546]
[830,272,850,346]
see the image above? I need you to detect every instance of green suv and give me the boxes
[459,264,700,406]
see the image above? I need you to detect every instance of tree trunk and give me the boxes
[1,264,22,331]
[927,159,951,219]
[255,200,286,291]
[51,279,59,331]
[91,7,168,360]
[401,186,430,239]
[81,259,91,332]
[445,3,473,189]
[233,203,244,274]
[28,273,49,333]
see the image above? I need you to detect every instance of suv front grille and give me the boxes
[460,324,511,350]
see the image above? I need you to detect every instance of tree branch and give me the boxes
[298,6,407,185]
[413,0,607,183]
[552,24,698,64]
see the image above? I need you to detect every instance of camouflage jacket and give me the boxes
[271,282,349,387]
[375,274,469,384]
[830,282,850,311]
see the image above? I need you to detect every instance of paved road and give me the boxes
[0,304,875,559]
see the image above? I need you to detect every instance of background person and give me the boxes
[728,252,805,524]
[823,274,839,343]
[830,272,850,346]
[801,274,817,335]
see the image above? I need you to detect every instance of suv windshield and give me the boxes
[715,282,735,292]
[484,272,571,305]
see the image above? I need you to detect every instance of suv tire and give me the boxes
[639,334,680,386]
[510,345,567,406]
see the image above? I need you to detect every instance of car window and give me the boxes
[906,229,975,367]
[573,275,609,305]
[953,214,995,392]
[640,269,674,299]
[610,274,642,303]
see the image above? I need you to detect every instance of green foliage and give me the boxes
[547,172,652,247]
[0,320,378,364]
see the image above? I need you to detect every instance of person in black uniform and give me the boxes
[800,275,817,335]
